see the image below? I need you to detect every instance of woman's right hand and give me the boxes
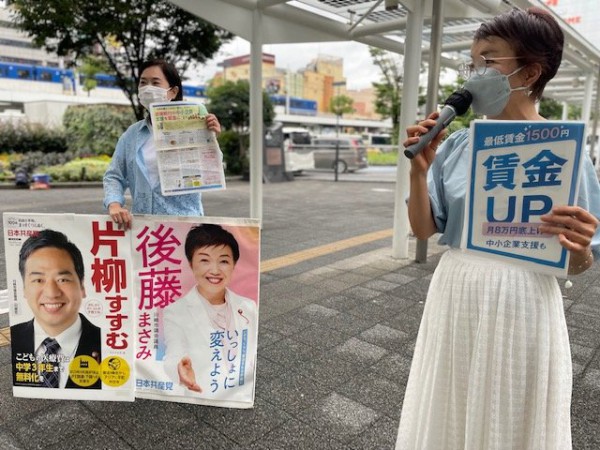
[205,113,221,136]
[108,202,132,230]
[177,356,202,393]
[403,112,447,174]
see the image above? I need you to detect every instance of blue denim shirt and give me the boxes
[103,120,204,217]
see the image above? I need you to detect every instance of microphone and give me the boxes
[404,89,473,159]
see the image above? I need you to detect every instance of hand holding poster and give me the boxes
[149,101,226,195]
[3,213,135,401]
[462,120,585,276]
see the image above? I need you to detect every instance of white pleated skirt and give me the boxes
[396,249,572,450]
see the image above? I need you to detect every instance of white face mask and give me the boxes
[463,67,527,117]
[138,85,171,110]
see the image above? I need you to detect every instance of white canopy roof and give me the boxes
[172,0,600,103]
[169,0,600,258]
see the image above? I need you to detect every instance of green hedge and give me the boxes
[43,156,110,182]
[217,130,249,175]
[0,103,133,179]
[368,149,398,165]
[0,122,68,154]
[63,104,135,157]
[0,153,109,182]
[9,150,75,174]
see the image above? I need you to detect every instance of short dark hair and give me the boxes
[185,224,240,263]
[474,7,564,100]
[140,59,184,101]
[18,229,85,282]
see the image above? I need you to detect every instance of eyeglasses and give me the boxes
[458,55,523,78]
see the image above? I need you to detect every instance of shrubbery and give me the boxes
[367,149,398,165]
[0,103,252,181]
[0,153,16,181]
[0,121,68,154]
[43,156,110,182]
[0,151,82,182]
[217,130,249,175]
[63,104,134,156]
[9,150,75,174]
[0,103,132,180]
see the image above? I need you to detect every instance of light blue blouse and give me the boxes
[103,120,204,217]
[428,128,600,258]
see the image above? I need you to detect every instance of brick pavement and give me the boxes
[0,179,599,449]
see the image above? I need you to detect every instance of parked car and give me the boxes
[312,135,369,172]
[363,132,394,153]
[282,126,315,174]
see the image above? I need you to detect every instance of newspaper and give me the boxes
[149,101,226,195]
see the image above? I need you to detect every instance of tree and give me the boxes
[207,80,275,170]
[329,95,354,117]
[539,97,581,120]
[208,80,275,134]
[370,47,403,142]
[329,94,354,179]
[79,55,109,97]
[11,0,233,120]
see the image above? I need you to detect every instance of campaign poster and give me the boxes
[462,120,585,276]
[3,213,135,401]
[132,216,261,409]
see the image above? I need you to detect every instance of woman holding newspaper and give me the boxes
[396,7,600,450]
[103,60,221,229]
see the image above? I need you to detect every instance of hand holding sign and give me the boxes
[540,205,598,273]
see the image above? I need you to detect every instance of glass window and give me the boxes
[38,71,53,81]
[17,69,31,79]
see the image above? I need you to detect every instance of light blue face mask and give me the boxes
[464,66,527,117]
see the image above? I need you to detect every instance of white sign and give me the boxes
[462,120,586,276]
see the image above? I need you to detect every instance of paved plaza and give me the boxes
[0,175,599,449]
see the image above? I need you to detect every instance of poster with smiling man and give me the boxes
[3,213,135,401]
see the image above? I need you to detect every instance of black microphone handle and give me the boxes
[403,105,457,159]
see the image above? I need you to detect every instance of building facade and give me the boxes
[0,2,388,131]
[214,51,381,120]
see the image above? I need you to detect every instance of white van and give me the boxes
[363,133,394,152]
[282,127,315,174]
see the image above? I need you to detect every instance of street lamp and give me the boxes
[332,80,346,182]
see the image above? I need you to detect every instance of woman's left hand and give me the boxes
[206,113,221,135]
[539,205,598,268]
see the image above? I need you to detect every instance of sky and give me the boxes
[189,37,386,90]
[187,2,600,92]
